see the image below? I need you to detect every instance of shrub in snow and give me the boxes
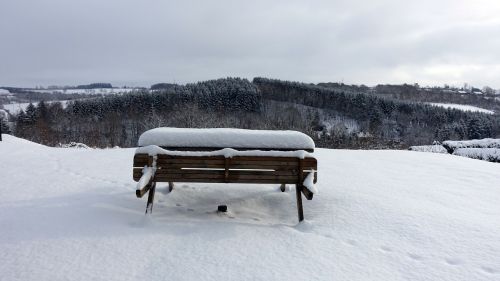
[453,148,500,163]
[57,142,90,149]
[442,138,500,153]
[409,145,447,154]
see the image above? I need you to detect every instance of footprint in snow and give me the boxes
[444,258,462,266]
[380,246,393,252]
[345,240,357,246]
[175,203,182,207]
[187,208,194,212]
[481,266,498,274]
[408,253,424,261]
[182,184,189,189]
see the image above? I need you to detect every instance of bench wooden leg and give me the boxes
[295,184,304,222]
[280,184,286,192]
[145,182,156,214]
[169,182,174,192]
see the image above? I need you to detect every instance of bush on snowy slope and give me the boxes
[57,142,90,149]
[409,145,447,153]
[453,148,500,163]
[442,138,500,153]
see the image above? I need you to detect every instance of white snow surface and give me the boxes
[138,127,315,150]
[32,88,138,95]
[1,100,70,114]
[1,134,500,280]
[428,103,495,114]
[303,171,318,194]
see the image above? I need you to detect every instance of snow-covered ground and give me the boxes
[1,100,70,115]
[32,88,138,95]
[1,135,499,281]
[428,103,495,114]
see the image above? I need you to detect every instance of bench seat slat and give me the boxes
[134,154,316,167]
[151,176,300,184]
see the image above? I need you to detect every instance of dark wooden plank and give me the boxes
[133,154,151,167]
[296,184,304,222]
[231,156,316,162]
[155,155,316,163]
[154,161,316,170]
[157,159,226,165]
[151,176,299,184]
[134,168,314,181]
[156,169,299,176]
[153,173,298,181]
[156,159,307,167]
[157,146,314,153]
[301,185,314,200]
[296,159,305,222]
[145,182,156,214]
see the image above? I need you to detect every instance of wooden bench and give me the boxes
[133,152,317,222]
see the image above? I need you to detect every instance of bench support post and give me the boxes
[168,182,174,192]
[280,184,286,192]
[145,182,156,214]
[295,184,304,222]
[296,158,305,222]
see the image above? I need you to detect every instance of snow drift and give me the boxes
[1,134,499,281]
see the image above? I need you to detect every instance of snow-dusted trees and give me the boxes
[253,77,499,147]
[10,77,499,149]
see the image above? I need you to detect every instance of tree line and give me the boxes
[5,77,499,149]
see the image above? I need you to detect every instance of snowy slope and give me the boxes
[1,135,499,281]
[32,88,138,95]
[2,100,70,115]
[428,103,495,114]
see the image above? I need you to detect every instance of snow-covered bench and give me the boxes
[133,128,318,222]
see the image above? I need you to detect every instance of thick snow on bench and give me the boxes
[138,127,315,150]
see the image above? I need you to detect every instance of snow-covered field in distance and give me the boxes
[428,103,495,114]
[32,88,139,95]
[1,100,70,114]
[0,135,499,281]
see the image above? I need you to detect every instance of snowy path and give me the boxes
[0,135,499,280]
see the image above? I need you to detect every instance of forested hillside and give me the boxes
[319,82,500,112]
[4,77,500,149]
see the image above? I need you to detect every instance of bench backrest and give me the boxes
[133,154,317,184]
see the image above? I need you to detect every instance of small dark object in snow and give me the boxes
[218,205,227,212]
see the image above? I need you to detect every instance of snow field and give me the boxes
[0,135,499,280]
[428,103,495,114]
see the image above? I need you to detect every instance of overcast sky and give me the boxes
[1,0,500,88]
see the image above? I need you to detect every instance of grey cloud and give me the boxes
[1,0,500,88]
